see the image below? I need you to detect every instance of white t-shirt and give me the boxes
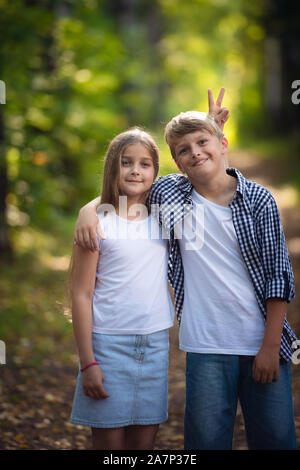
[178,189,265,355]
[92,212,174,335]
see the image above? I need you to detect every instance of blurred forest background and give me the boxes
[0,0,300,450]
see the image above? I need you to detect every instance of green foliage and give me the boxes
[0,223,74,365]
[0,0,298,240]
[0,0,299,379]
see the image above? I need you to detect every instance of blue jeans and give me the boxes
[184,353,298,450]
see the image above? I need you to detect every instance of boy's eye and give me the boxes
[141,162,151,167]
[199,139,207,145]
[178,148,187,155]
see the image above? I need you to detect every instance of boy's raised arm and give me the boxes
[74,196,103,251]
[208,87,229,131]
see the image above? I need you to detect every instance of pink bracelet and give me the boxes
[80,362,99,373]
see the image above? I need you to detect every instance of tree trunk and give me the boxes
[264,0,300,134]
[0,106,13,259]
[145,2,168,127]
[105,0,168,128]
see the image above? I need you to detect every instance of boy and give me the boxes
[74,91,298,450]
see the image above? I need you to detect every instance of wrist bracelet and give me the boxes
[80,361,99,373]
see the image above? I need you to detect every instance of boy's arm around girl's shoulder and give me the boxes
[149,173,187,206]
[74,196,102,251]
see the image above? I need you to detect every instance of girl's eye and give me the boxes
[179,148,187,155]
[121,160,130,166]
[142,162,150,167]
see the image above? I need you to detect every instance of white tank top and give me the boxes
[92,212,174,334]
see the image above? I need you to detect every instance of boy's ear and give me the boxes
[221,135,229,153]
[175,159,185,173]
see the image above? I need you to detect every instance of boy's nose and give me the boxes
[192,148,201,158]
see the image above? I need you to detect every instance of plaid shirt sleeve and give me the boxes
[256,194,295,303]
[148,177,165,205]
[147,177,166,226]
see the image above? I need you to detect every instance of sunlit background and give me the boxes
[0,0,300,450]
[1,0,300,245]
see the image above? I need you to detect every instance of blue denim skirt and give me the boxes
[70,329,169,428]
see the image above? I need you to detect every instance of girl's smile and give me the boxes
[126,179,143,183]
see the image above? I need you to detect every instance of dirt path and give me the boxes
[0,150,299,450]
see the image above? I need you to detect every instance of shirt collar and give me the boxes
[176,175,193,195]
[226,167,247,199]
[176,167,247,199]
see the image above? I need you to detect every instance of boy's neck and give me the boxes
[191,170,237,207]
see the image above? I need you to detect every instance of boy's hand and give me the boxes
[252,346,280,384]
[208,87,229,131]
[82,365,110,400]
[74,206,105,251]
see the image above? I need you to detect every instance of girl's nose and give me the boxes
[131,166,140,175]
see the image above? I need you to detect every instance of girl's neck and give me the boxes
[116,194,148,220]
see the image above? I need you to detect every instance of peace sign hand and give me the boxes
[208,87,229,131]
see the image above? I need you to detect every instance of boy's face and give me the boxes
[173,130,228,183]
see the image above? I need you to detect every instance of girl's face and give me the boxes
[118,143,155,201]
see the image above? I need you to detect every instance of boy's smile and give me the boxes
[192,157,209,167]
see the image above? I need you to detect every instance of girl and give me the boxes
[69,127,174,450]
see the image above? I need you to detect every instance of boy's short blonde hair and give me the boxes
[164,111,224,160]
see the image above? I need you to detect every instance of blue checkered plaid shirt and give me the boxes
[148,167,297,362]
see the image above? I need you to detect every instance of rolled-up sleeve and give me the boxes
[257,195,295,303]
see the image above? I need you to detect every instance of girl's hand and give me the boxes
[252,346,280,384]
[208,87,229,131]
[82,365,110,400]
[74,206,105,251]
